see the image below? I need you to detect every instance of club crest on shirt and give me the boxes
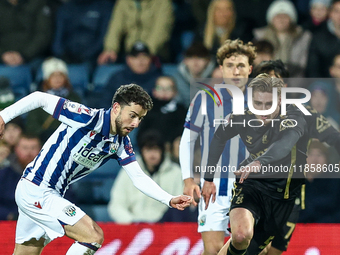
[63,205,76,217]
[199,215,206,226]
[110,141,119,154]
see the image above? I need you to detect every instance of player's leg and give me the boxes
[14,238,45,255]
[217,238,231,255]
[228,208,254,252]
[198,182,230,255]
[201,231,225,255]
[64,214,104,254]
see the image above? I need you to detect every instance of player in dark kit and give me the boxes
[247,60,340,255]
[202,73,311,255]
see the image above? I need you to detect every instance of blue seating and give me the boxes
[0,65,32,100]
[35,63,90,101]
[162,64,178,77]
[91,64,125,91]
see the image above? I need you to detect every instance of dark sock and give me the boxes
[227,242,247,255]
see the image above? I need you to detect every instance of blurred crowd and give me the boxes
[0,0,340,224]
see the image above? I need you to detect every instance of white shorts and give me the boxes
[197,179,232,233]
[15,178,85,245]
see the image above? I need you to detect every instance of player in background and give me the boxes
[0,84,192,255]
[203,74,311,255]
[179,39,256,255]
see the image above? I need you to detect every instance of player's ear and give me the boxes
[248,65,253,75]
[112,102,121,114]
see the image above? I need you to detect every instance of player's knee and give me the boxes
[231,230,252,246]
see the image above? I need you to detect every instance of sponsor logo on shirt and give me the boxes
[73,145,106,168]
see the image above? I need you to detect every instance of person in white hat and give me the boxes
[253,0,312,78]
[25,58,82,143]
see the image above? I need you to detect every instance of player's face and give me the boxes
[219,54,252,92]
[111,102,147,136]
[252,91,281,125]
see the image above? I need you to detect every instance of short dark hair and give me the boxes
[253,40,274,55]
[137,129,165,153]
[112,84,153,111]
[185,42,211,59]
[253,59,290,78]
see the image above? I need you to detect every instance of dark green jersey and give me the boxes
[205,104,310,200]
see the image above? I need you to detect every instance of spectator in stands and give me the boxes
[173,42,215,107]
[0,135,41,220]
[137,76,187,150]
[253,0,312,77]
[306,0,340,77]
[329,53,340,114]
[302,0,331,33]
[3,117,25,153]
[25,58,81,143]
[108,130,184,223]
[99,42,162,108]
[309,81,340,129]
[252,40,274,69]
[299,141,340,223]
[0,0,52,69]
[97,0,174,64]
[52,0,113,70]
[0,76,15,110]
[0,140,10,170]
[202,0,237,54]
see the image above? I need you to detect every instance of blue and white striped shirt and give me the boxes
[183,87,248,196]
[0,92,173,205]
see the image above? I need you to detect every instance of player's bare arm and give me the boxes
[183,178,201,206]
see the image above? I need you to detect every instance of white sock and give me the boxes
[66,241,101,255]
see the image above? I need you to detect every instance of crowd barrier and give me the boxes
[0,221,338,254]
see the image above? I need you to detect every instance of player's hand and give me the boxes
[234,160,261,183]
[183,178,201,206]
[201,181,216,210]
[0,116,5,139]
[170,195,193,210]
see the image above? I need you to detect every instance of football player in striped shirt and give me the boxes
[0,84,192,255]
[179,39,256,255]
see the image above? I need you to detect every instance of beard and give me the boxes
[115,113,125,136]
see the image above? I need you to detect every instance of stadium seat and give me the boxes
[162,64,178,77]
[35,63,90,101]
[91,64,125,91]
[0,65,32,100]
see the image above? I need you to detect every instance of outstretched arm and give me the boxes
[123,161,192,210]
[0,92,60,137]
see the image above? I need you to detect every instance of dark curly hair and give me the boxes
[112,84,153,111]
[253,59,290,79]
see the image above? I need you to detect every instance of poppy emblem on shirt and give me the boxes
[125,143,133,154]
